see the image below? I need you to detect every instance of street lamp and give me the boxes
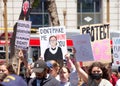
[63,0,67,28]
[107,0,110,23]
[3,0,9,63]
[63,9,66,27]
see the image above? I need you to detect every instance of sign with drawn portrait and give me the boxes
[39,26,67,63]
[71,34,94,61]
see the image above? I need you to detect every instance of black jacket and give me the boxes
[29,75,60,86]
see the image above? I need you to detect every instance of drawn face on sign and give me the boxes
[49,36,57,48]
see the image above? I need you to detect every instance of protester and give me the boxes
[71,48,113,86]
[28,59,60,86]
[65,54,79,86]
[46,60,60,80]
[0,62,27,86]
[0,61,8,81]
[117,66,120,79]
[59,66,71,86]
[0,62,15,76]
[17,49,35,83]
[115,66,120,86]
[106,63,118,86]
[44,35,63,67]
[0,74,27,86]
[27,58,35,79]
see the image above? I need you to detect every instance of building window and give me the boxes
[77,0,102,29]
[30,0,50,28]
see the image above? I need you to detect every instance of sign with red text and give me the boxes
[15,20,31,50]
[39,26,67,60]
[71,34,94,61]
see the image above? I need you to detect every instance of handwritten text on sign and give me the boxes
[80,23,111,65]
[112,37,120,65]
[15,20,31,50]
[80,24,109,42]
[39,26,67,59]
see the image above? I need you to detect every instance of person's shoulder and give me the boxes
[28,77,36,86]
[101,79,113,86]
[46,75,60,86]
[1,74,27,86]
[116,79,120,86]
[29,77,36,83]
[48,75,60,82]
[116,78,120,83]
[101,79,110,83]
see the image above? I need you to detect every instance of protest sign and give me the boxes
[71,34,94,61]
[80,23,111,65]
[112,37,120,66]
[39,26,67,60]
[80,23,109,42]
[15,20,31,50]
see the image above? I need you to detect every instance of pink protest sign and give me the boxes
[92,39,111,62]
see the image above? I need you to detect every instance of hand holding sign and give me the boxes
[71,34,94,62]
[18,49,24,60]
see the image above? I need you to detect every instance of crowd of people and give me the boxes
[0,47,120,86]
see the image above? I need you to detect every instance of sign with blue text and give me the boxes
[112,37,120,66]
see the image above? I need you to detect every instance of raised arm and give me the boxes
[65,54,76,71]
[72,48,88,83]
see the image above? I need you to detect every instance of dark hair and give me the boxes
[0,62,16,74]
[0,73,7,82]
[60,66,70,74]
[118,66,120,72]
[59,66,71,81]
[88,62,110,80]
[49,35,57,41]
[7,64,16,74]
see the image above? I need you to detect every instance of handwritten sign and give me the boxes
[80,23,111,65]
[39,26,67,60]
[80,23,109,42]
[15,20,31,50]
[92,39,111,60]
[112,37,120,66]
[71,34,94,61]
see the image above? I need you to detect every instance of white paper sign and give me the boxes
[39,26,67,60]
[15,20,31,50]
[112,37,120,66]
[71,34,94,61]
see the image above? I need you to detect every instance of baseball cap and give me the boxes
[33,60,47,73]
[0,74,27,86]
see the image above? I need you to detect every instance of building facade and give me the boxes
[0,0,120,30]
